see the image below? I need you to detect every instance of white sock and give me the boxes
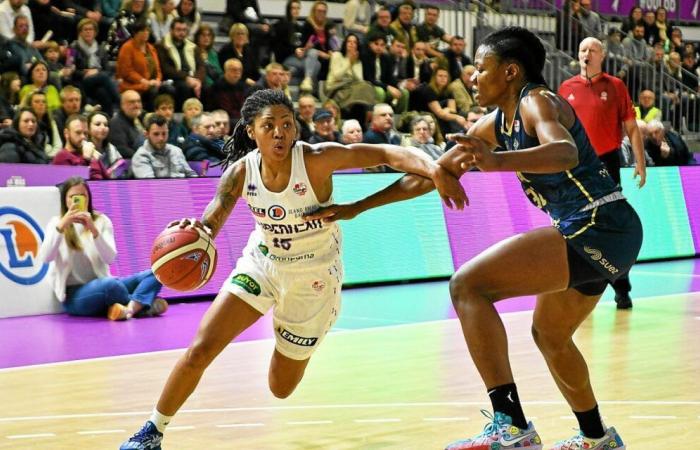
[149,408,173,433]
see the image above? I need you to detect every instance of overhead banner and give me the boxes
[553,0,698,23]
[0,187,61,318]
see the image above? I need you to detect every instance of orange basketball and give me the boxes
[150,226,217,292]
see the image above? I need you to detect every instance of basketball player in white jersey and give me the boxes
[121,89,467,449]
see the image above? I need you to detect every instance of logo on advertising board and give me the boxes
[0,207,48,285]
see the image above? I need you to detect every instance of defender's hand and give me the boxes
[432,165,468,210]
[303,203,361,223]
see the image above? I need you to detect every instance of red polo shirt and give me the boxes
[558,72,635,156]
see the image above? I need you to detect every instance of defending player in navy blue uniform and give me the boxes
[307,27,642,450]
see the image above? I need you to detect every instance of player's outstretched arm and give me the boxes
[200,160,245,238]
[305,173,447,223]
[448,95,578,174]
[308,142,468,209]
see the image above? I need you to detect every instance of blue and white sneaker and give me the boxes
[120,421,163,450]
[550,426,625,450]
[445,410,542,450]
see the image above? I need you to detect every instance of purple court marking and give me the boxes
[680,167,700,255]
[0,302,274,369]
[0,291,536,370]
[442,171,550,269]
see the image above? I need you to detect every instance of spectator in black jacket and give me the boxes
[108,90,145,159]
[646,120,693,166]
[0,108,49,163]
[438,36,472,82]
[205,58,249,122]
[308,108,340,143]
[156,17,205,107]
[218,23,259,86]
[52,86,83,145]
[70,19,120,115]
[154,93,188,148]
[4,15,44,77]
[362,103,400,145]
[362,33,403,111]
[296,93,315,142]
[300,1,335,83]
[221,0,270,65]
[183,112,224,162]
[62,0,111,41]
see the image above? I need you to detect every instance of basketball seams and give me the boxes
[151,237,209,273]
[150,226,218,291]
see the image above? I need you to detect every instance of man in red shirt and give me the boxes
[559,37,646,309]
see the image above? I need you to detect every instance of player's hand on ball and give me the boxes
[168,218,212,237]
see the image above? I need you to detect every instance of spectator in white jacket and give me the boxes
[38,177,166,320]
[0,0,34,42]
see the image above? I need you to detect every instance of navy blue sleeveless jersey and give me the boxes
[493,83,642,282]
[494,83,619,221]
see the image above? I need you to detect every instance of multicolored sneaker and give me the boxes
[550,427,625,450]
[120,421,163,450]
[445,410,542,450]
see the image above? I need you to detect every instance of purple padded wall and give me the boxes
[442,171,550,269]
[90,179,255,299]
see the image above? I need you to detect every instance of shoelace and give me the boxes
[131,424,158,443]
[476,409,509,438]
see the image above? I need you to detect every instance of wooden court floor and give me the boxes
[1,291,698,449]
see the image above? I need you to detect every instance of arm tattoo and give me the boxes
[201,164,242,238]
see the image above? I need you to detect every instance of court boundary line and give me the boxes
[0,400,699,423]
[1,290,698,374]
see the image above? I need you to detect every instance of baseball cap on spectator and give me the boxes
[313,108,333,122]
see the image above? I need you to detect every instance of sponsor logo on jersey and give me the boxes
[267,252,315,263]
[567,93,575,101]
[0,207,48,285]
[583,246,619,275]
[231,273,261,295]
[278,327,318,347]
[293,182,308,196]
[513,119,520,133]
[311,280,326,292]
[259,219,323,235]
[268,205,286,221]
[257,243,269,255]
[249,204,266,218]
[246,184,257,197]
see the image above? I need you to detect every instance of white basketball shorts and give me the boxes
[222,245,343,360]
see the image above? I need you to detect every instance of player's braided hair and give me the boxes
[480,26,547,86]
[220,88,296,170]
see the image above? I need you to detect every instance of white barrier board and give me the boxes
[0,187,62,318]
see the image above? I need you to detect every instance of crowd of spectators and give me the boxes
[558,2,700,137]
[0,0,696,180]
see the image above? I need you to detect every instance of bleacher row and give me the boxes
[1,0,699,183]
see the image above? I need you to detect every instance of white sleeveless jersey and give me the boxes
[242,142,341,270]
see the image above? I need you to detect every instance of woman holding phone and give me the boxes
[38,177,168,321]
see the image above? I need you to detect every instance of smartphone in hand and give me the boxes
[72,195,87,212]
